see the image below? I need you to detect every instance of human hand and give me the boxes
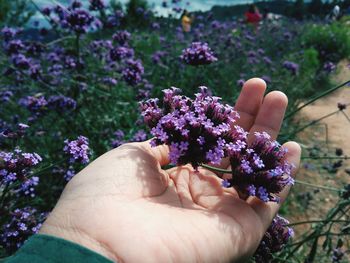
[40,78,301,263]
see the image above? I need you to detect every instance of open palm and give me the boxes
[40,78,301,263]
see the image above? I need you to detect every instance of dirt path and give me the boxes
[288,60,350,237]
[300,60,350,177]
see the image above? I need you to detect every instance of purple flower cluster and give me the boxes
[63,136,90,164]
[253,215,294,262]
[109,46,134,61]
[112,30,131,46]
[141,87,293,202]
[332,247,344,263]
[111,130,125,148]
[180,42,217,66]
[111,130,148,148]
[89,0,105,11]
[140,86,238,167]
[323,61,336,73]
[0,90,13,103]
[283,61,299,75]
[122,59,144,86]
[224,132,293,202]
[1,123,29,140]
[47,95,77,112]
[0,148,42,197]
[0,207,47,253]
[19,95,76,114]
[58,7,95,34]
[1,27,18,42]
[151,51,167,64]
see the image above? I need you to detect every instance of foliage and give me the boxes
[0,0,349,262]
[0,0,35,27]
[301,22,350,63]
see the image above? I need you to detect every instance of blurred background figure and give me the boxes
[181,9,194,32]
[245,4,262,26]
[332,5,340,20]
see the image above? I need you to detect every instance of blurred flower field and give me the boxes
[0,0,350,262]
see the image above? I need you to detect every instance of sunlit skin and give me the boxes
[40,78,301,263]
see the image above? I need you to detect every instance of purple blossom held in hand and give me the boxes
[253,215,294,262]
[227,132,294,203]
[140,86,239,168]
[64,136,91,164]
[141,88,293,203]
[181,42,217,66]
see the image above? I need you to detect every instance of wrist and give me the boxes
[40,214,121,262]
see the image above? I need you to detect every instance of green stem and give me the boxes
[301,156,349,160]
[287,219,348,227]
[76,33,80,62]
[284,80,350,120]
[294,179,341,192]
[46,36,75,47]
[200,164,232,174]
[341,110,350,122]
[290,109,339,135]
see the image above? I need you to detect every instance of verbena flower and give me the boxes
[1,123,29,139]
[89,0,105,11]
[180,42,217,66]
[331,247,344,263]
[337,103,346,111]
[18,96,48,115]
[64,167,76,181]
[253,215,294,262]
[112,30,131,46]
[47,95,77,112]
[64,136,91,164]
[61,9,94,34]
[1,27,18,41]
[131,130,147,142]
[109,46,134,61]
[225,132,294,203]
[12,54,31,70]
[140,86,239,168]
[323,61,336,73]
[111,130,125,148]
[0,148,42,197]
[5,40,24,55]
[0,207,47,253]
[141,87,293,202]
[283,61,299,75]
[122,59,144,86]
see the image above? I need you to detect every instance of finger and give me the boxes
[234,78,267,131]
[248,91,288,142]
[217,78,266,171]
[140,140,170,166]
[247,141,301,230]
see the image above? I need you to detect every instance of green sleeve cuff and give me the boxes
[4,234,114,263]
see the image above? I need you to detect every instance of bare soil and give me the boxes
[286,60,350,256]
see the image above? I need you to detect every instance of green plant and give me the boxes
[302,22,350,63]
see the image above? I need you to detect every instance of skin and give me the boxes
[40,78,301,263]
